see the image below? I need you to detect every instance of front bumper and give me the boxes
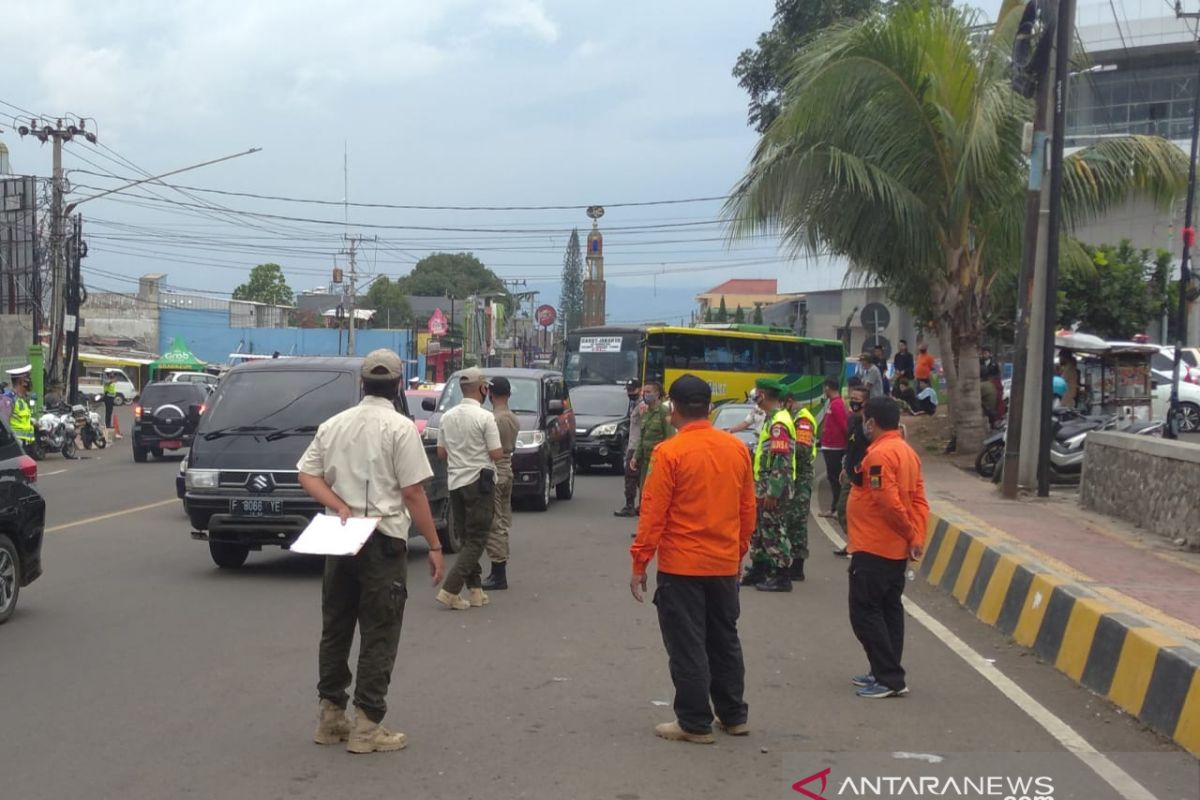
[574,437,624,467]
[185,491,321,549]
[510,448,546,497]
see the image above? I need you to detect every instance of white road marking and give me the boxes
[47,498,177,533]
[39,469,68,477]
[812,512,1160,800]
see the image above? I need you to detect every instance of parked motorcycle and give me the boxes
[71,402,107,450]
[977,409,1163,481]
[29,404,78,460]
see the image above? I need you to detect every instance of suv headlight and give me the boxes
[423,425,440,443]
[186,469,219,490]
[591,422,619,437]
[515,430,546,449]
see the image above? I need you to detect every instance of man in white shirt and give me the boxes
[436,367,504,610]
[298,349,443,755]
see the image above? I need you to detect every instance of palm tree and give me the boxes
[725,1,1188,454]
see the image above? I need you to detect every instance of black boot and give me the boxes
[755,569,793,593]
[789,558,805,582]
[482,561,508,591]
[739,562,767,587]
[613,506,636,517]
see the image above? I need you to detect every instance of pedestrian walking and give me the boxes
[818,380,848,520]
[483,377,520,591]
[435,367,503,610]
[740,378,796,592]
[846,397,928,698]
[630,374,756,745]
[6,366,35,453]
[614,380,645,518]
[833,385,870,557]
[858,354,884,400]
[296,349,444,754]
[630,381,672,499]
[784,390,817,582]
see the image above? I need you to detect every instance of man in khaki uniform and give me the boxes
[297,349,444,755]
[483,376,520,591]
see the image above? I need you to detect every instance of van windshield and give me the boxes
[439,377,540,414]
[201,370,356,434]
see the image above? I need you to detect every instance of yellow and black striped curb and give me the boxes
[918,511,1200,756]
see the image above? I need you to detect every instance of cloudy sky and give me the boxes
[2,0,1005,323]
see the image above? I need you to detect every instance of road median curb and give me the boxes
[920,507,1200,756]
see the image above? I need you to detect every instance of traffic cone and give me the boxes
[112,411,123,440]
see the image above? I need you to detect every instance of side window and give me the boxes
[644,333,665,384]
[759,340,790,373]
[663,334,705,371]
[824,345,846,383]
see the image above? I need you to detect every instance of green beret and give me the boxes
[755,377,782,393]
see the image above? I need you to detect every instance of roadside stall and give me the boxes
[1055,332,1156,421]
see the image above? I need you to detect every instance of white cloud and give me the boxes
[482,0,559,42]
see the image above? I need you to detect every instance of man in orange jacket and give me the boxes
[846,396,929,698]
[630,374,757,744]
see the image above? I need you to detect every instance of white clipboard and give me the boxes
[290,514,379,556]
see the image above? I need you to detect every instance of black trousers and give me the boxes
[318,533,408,723]
[653,571,747,734]
[102,395,115,428]
[623,449,638,508]
[848,552,908,691]
[822,449,845,513]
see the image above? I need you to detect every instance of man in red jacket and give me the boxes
[630,374,757,744]
[846,397,929,699]
[818,379,848,518]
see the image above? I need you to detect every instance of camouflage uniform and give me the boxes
[750,408,796,570]
[787,406,817,562]
[635,401,673,492]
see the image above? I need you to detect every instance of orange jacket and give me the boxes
[914,353,935,381]
[847,429,929,561]
[631,420,756,577]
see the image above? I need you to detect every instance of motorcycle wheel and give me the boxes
[27,441,44,461]
[62,437,78,460]
[82,431,94,450]
[96,434,108,449]
[975,440,1004,479]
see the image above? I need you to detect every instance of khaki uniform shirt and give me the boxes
[437,397,502,490]
[297,396,433,540]
[493,407,520,482]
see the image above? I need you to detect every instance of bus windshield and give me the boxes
[564,331,642,386]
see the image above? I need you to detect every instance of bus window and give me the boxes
[759,340,806,373]
[823,344,846,383]
[664,333,707,370]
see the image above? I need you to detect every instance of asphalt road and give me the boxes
[1,428,1196,799]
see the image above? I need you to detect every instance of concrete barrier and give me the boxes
[919,510,1200,756]
[1080,431,1200,549]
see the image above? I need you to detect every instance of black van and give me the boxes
[183,357,443,569]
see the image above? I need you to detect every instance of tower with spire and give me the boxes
[582,205,607,327]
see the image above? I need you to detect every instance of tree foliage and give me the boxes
[395,252,507,300]
[716,296,729,323]
[725,2,1188,453]
[1057,241,1175,340]
[233,263,294,307]
[366,277,413,328]
[559,229,585,333]
[734,305,746,323]
[752,304,765,325]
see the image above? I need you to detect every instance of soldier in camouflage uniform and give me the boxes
[632,381,674,500]
[741,378,797,593]
[784,390,818,582]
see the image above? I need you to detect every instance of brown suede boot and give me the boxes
[313,699,350,745]
[347,712,408,754]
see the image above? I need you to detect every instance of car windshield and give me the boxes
[713,405,752,429]
[438,377,540,414]
[406,392,436,421]
[201,370,356,433]
[140,384,206,408]
[570,388,630,417]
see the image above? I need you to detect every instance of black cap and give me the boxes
[490,376,512,397]
[625,378,642,390]
[668,374,711,410]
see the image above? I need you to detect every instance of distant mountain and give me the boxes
[522,282,699,326]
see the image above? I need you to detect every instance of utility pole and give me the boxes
[345,236,358,356]
[1166,2,1200,438]
[1003,2,1059,496]
[1035,0,1077,496]
[65,215,84,404]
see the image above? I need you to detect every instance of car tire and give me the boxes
[530,467,552,512]
[132,445,147,463]
[114,394,126,406]
[555,458,575,500]
[209,541,250,569]
[0,534,20,625]
[438,501,462,554]
[1178,402,1200,433]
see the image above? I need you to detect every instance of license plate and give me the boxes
[159,440,183,450]
[230,498,282,516]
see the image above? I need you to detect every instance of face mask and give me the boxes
[643,393,657,403]
[849,400,864,412]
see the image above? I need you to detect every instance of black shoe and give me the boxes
[481,562,508,591]
[739,563,767,587]
[833,547,849,558]
[613,506,636,518]
[755,573,793,593]
[788,558,805,581]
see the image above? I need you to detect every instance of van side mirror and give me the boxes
[421,397,436,412]
[548,399,565,415]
